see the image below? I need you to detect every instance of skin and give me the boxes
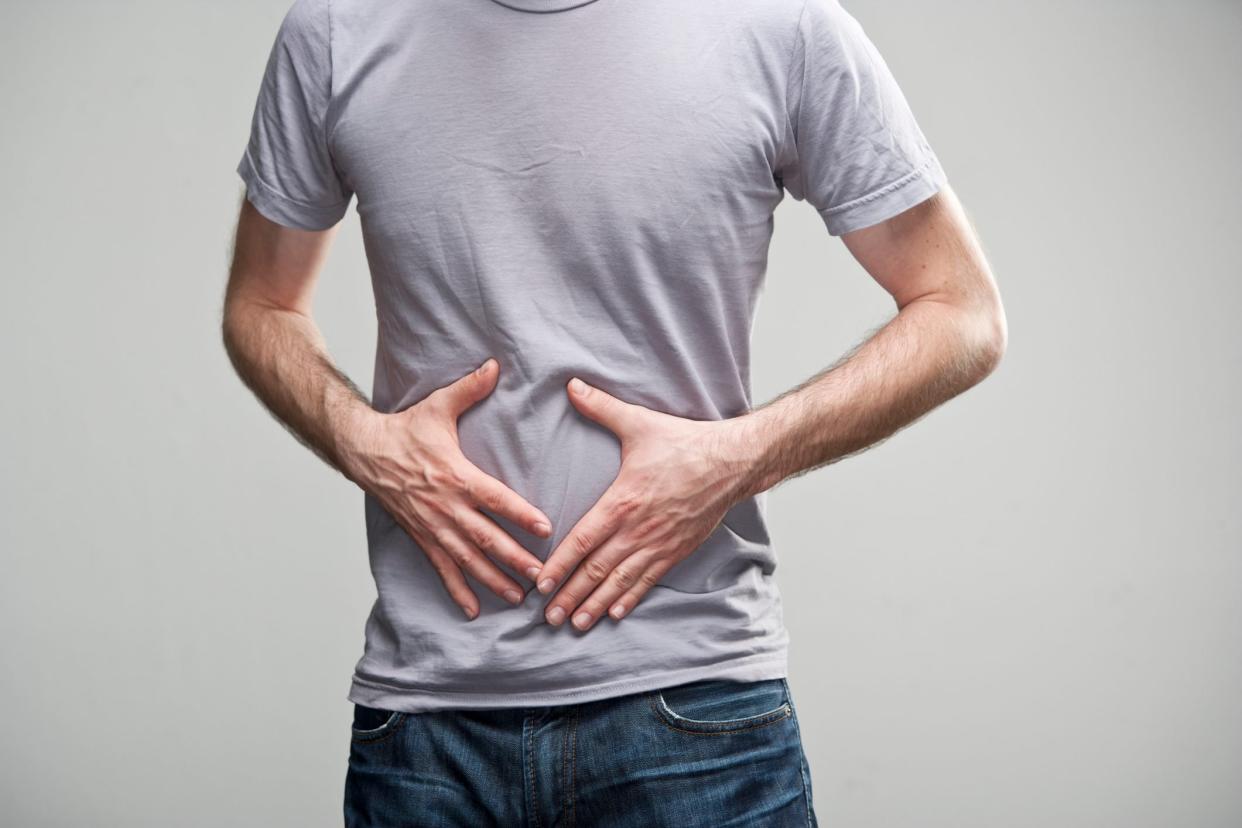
[222,181,1006,628]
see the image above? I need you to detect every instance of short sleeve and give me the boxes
[235,0,353,231]
[777,0,948,236]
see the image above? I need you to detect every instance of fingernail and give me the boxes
[546,606,566,625]
[610,604,626,620]
[568,377,587,395]
[538,578,556,594]
[478,357,495,374]
[573,611,592,630]
[526,566,542,581]
[533,521,551,536]
[504,589,522,605]
[462,605,477,620]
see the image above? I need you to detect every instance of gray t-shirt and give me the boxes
[236,0,948,713]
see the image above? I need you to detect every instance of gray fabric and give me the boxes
[236,0,948,713]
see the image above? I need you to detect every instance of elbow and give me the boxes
[220,288,266,371]
[970,293,1008,381]
[220,293,247,356]
[220,299,247,373]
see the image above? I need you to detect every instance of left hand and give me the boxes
[536,377,761,631]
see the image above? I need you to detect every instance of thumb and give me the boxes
[566,377,638,436]
[437,357,499,417]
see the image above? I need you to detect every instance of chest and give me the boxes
[328,16,786,234]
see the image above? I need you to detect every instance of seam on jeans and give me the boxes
[569,706,578,827]
[657,691,790,726]
[350,715,407,744]
[527,717,542,828]
[349,708,399,737]
[802,753,814,828]
[783,679,816,828]
[561,715,570,827]
[649,694,792,736]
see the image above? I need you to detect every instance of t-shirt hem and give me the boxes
[818,152,949,236]
[346,651,791,714]
[235,149,349,231]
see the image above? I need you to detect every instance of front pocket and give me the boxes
[350,704,406,743]
[650,678,792,735]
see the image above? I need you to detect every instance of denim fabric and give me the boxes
[344,676,818,827]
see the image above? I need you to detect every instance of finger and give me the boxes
[461,466,552,539]
[454,507,545,583]
[535,488,635,596]
[606,557,678,622]
[541,533,633,626]
[566,377,642,438]
[556,547,660,632]
[409,525,481,620]
[433,357,499,417]
[430,524,527,608]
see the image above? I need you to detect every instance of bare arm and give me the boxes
[222,197,552,619]
[534,184,1006,630]
[221,198,372,475]
[736,183,1007,496]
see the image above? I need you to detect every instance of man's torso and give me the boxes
[327,0,801,711]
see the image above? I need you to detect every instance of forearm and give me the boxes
[735,295,1004,497]
[222,298,377,483]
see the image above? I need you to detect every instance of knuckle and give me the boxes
[480,486,505,513]
[429,464,468,493]
[583,557,611,584]
[571,532,595,557]
[611,565,637,590]
[611,491,643,519]
[423,466,450,490]
[447,467,469,492]
[467,523,492,551]
[639,568,662,589]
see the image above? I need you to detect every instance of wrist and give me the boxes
[720,408,781,501]
[334,403,391,486]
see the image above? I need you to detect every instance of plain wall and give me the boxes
[1,1,1238,825]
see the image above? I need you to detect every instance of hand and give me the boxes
[343,358,553,620]
[535,377,762,631]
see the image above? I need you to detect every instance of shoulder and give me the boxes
[278,0,330,38]
[698,0,812,79]
[728,0,812,40]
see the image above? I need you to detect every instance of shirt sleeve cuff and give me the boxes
[235,148,350,231]
[817,152,949,237]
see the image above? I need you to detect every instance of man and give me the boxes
[223,0,1005,824]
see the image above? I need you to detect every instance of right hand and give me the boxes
[342,357,552,620]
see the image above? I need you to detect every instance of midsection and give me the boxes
[339,0,791,594]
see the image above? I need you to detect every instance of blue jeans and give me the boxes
[344,676,818,826]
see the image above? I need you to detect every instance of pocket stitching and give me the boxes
[350,711,407,744]
[649,691,792,736]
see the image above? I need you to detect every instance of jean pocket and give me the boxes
[350,703,406,743]
[650,677,792,735]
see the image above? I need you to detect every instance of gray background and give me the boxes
[1,0,1238,825]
